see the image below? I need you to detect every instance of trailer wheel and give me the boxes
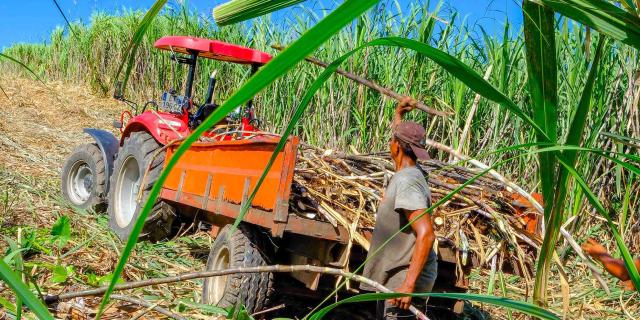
[202,224,274,314]
[108,131,175,242]
[61,143,107,212]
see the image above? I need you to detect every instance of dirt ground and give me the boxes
[0,75,215,319]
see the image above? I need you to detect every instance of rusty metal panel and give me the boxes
[272,137,298,237]
[160,188,350,243]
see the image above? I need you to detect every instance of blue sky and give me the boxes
[0,0,523,49]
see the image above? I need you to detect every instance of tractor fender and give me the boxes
[121,111,189,146]
[83,128,119,192]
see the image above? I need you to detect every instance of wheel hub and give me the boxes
[66,161,93,205]
[114,155,141,228]
[208,247,230,304]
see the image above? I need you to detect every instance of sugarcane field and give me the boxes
[1,0,640,319]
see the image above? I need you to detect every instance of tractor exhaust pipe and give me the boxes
[204,69,218,105]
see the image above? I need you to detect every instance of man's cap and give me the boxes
[393,121,430,160]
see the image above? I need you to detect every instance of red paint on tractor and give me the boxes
[154,36,272,65]
[121,111,190,145]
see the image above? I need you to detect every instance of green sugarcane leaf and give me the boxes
[4,237,24,320]
[523,0,560,305]
[547,36,606,237]
[309,292,559,320]
[96,0,380,318]
[0,53,46,86]
[52,0,78,39]
[214,0,307,26]
[0,259,53,320]
[50,215,71,248]
[532,0,640,49]
[523,0,558,220]
[112,0,167,93]
[176,299,227,315]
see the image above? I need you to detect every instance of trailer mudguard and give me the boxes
[83,128,119,192]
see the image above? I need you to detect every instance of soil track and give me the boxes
[0,76,121,177]
[0,75,210,319]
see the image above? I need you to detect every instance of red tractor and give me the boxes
[61,36,473,315]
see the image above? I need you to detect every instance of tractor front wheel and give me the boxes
[61,143,107,212]
[107,131,176,242]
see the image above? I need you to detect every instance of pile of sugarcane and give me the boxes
[289,144,541,276]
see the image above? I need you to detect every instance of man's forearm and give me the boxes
[594,253,631,281]
[393,110,403,129]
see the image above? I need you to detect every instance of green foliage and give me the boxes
[85,272,123,287]
[523,0,560,305]
[0,260,53,320]
[214,0,306,26]
[175,299,227,316]
[1,0,640,317]
[51,264,74,284]
[532,0,640,49]
[309,292,559,320]
[113,0,168,93]
[50,215,71,247]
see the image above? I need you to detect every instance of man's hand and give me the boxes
[582,238,608,258]
[393,96,417,128]
[396,96,417,115]
[389,282,414,310]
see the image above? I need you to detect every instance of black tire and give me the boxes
[107,131,175,242]
[61,143,107,212]
[202,224,274,314]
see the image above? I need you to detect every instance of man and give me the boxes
[582,238,640,290]
[361,97,438,320]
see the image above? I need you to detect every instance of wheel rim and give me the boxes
[66,160,93,205]
[114,155,140,228]
[208,246,230,304]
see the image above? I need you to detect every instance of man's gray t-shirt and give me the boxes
[361,166,437,292]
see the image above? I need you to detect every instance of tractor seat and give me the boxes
[154,36,272,65]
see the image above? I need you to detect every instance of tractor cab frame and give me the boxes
[112,36,273,146]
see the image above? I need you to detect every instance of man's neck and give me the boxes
[394,156,416,172]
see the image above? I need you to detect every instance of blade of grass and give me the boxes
[213,0,306,26]
[523,0,558,221]
[309,292,559,320]
[4,237,24,320]
[0,259,53,320]
[0,53,46,86]
[96,0,380,318]
[52,0,78,39]
[532,0,640,49]
[523,0,560,306]
[112,0,167,92]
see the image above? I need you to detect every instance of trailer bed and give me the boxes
[159,135,352,242]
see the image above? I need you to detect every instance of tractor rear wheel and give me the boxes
[61,143,107,212]
[202,224,274,314]
[107,131,176,242]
